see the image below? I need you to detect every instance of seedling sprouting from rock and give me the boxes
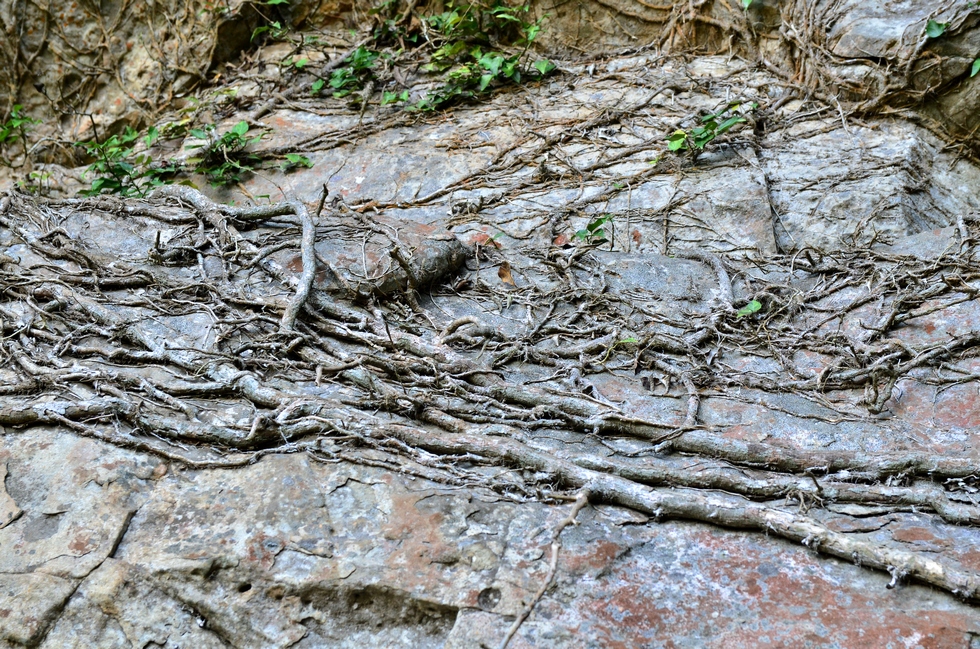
[186,121,264,187]
[667,101,758,154]
[575,213,613,247]
[77,126,178,197]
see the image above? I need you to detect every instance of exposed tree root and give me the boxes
[4,104,980,609]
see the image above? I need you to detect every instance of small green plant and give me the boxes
[0,105,41,167]
[410,1,554,110]
[77,126,177,197]
[740,0,752,7]
[17,170,51,195]
[314,0,555,112]
[320,46,380,98]
[76,121,309,196]
[574,214,613,245]
[186,121,264,187]
[926,19,947,38]
[280,153,313,172]
[381,90,411,105]
[736,299,763,318]
[667,101,757,153]
[972,58,980,77]
[252,20,288,42]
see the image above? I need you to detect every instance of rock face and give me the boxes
[5,429,980,648]
[2,0,250,139]
[3,0,979,164]
[3,1,980,648]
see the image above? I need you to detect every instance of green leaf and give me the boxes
[972,58,980,78]
[231,121,249,137]
[265,0,289,4]
[479,74,493,91]
[926,20,947,38]
[736,300,763,318]
[716,115,747,134]
[281,153,313,171]
[142,126,160,148]
[667,130,688,151]
[292,57,308,69]
[284,153,311,166]
[312,79,325,95]
[479,52,504,76]
[741,0,752,7]
[534,59,556,75]
[693,133,714,150]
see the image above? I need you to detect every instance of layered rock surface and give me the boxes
[3,1,980,648]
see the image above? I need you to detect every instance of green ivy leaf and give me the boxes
[142,126,160,148]
[716,115,746,134]
[312,79,325,95]
[926,20,947,38]
[479,52,504,76]
[281,153,313,171]
[534,59,556,75]
[972,58,980,78]
[380,90,410,105]
[667,130,688,151]
[740,0,752,7]
[232,121,249,137]
[736,300,763,318]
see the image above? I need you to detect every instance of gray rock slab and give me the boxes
[5,429,980,648]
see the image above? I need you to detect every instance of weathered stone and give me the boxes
[5,6,980,648]
[0,464,20,530]
[5,428,980,648]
